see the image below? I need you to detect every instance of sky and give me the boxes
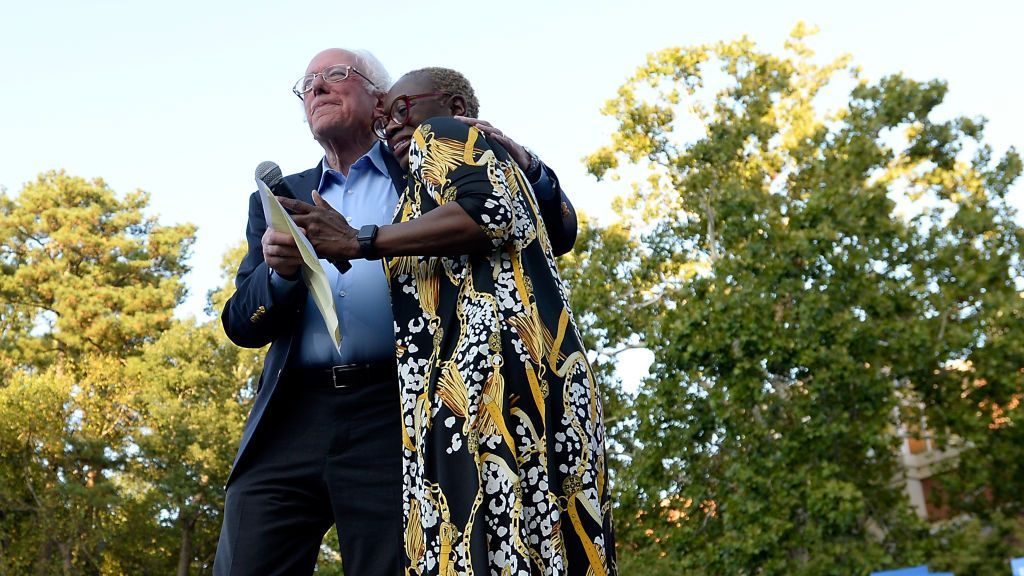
[2,0,1022,384]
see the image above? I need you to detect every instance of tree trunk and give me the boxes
[176,519,194,576]
[58,540,72,576]
[34,537,52,576]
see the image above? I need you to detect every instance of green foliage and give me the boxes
[0,367,122,574]
[927,513,1024,576]
[0,174,256,574]
[0,170,194,372]
[315,526,345,574]
[560,214,664,437]
[110,319,258,573]
[565,23,1024,574]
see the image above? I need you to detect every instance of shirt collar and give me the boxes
[319,141,390,181]
[364,141,390,176]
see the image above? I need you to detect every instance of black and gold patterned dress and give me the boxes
[384,117,616,576]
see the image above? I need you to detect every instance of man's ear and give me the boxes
[374,95,386,116]
[450,95,467,117]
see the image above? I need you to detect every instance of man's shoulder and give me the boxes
[283,162,324,191]
[286,162,324,181]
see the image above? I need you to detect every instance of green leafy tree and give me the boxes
[85,243,260,575]
[570,24,1023,574]
[0,171,195,574]
[0,170,193,371]
[118,243,261,575]
[0,366,119,574]
[110,317,258,575]
[558,213,665,442]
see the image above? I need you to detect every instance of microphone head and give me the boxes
[255,161,284,188]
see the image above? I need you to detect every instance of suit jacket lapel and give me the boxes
[285,162,324,205]
[382,147,407,191]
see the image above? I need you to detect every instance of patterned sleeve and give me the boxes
[408,116,515,248]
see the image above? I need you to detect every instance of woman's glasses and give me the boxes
[373,92,451,140]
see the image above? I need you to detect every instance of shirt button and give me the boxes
[346,216,353,222]
[338,290,347,297]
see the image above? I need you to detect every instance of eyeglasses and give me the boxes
[372,92,451,140]
[292,64,377,99]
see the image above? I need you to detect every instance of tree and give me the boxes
[571,24,1023,574]
[0,366,120,574]
[112,317,259,575]
[558,213,665,444]
[0,170,194,371]
[112,243,261,575]
[0,171,196,574]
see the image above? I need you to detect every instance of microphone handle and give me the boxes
[270,178,297,200]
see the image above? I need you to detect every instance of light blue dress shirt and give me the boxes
[270,142,399,367]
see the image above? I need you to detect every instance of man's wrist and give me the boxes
[524,148,543,184]
[274,267,301,281]
[268,266,302,301]
[531,165,556,201]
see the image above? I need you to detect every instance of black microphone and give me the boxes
[255,161,296,199]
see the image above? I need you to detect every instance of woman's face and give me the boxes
[381,73,455,170]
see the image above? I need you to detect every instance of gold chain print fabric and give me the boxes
[384,117,617,576]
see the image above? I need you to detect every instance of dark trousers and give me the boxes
[213,372,403,576]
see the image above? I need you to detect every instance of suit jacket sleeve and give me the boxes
[533,163,577,257]
[221,190,307,348]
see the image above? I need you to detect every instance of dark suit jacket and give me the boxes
[221,148,576,485]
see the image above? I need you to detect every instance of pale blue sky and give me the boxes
[2,1,1021,340]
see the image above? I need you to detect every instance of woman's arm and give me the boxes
[374,203,491,257]
[282,117,517,261]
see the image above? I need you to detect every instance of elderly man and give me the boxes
[215,49,577,575]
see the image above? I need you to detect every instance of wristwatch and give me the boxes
[357,224,380,260]
[524,147,543,184]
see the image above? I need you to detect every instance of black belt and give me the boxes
[286,361,396,389]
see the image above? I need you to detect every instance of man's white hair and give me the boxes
[348,49,391,95]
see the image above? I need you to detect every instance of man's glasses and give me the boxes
[373,92,451,140]
[292,65,377,99]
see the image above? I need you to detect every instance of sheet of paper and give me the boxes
[257,179,341,349]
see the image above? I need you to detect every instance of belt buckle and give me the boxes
[331,366,352,389]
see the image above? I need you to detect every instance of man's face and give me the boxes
[381,73,454,171]
[301,49,377,145]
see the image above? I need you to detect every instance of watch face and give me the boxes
[358,224,379,259]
